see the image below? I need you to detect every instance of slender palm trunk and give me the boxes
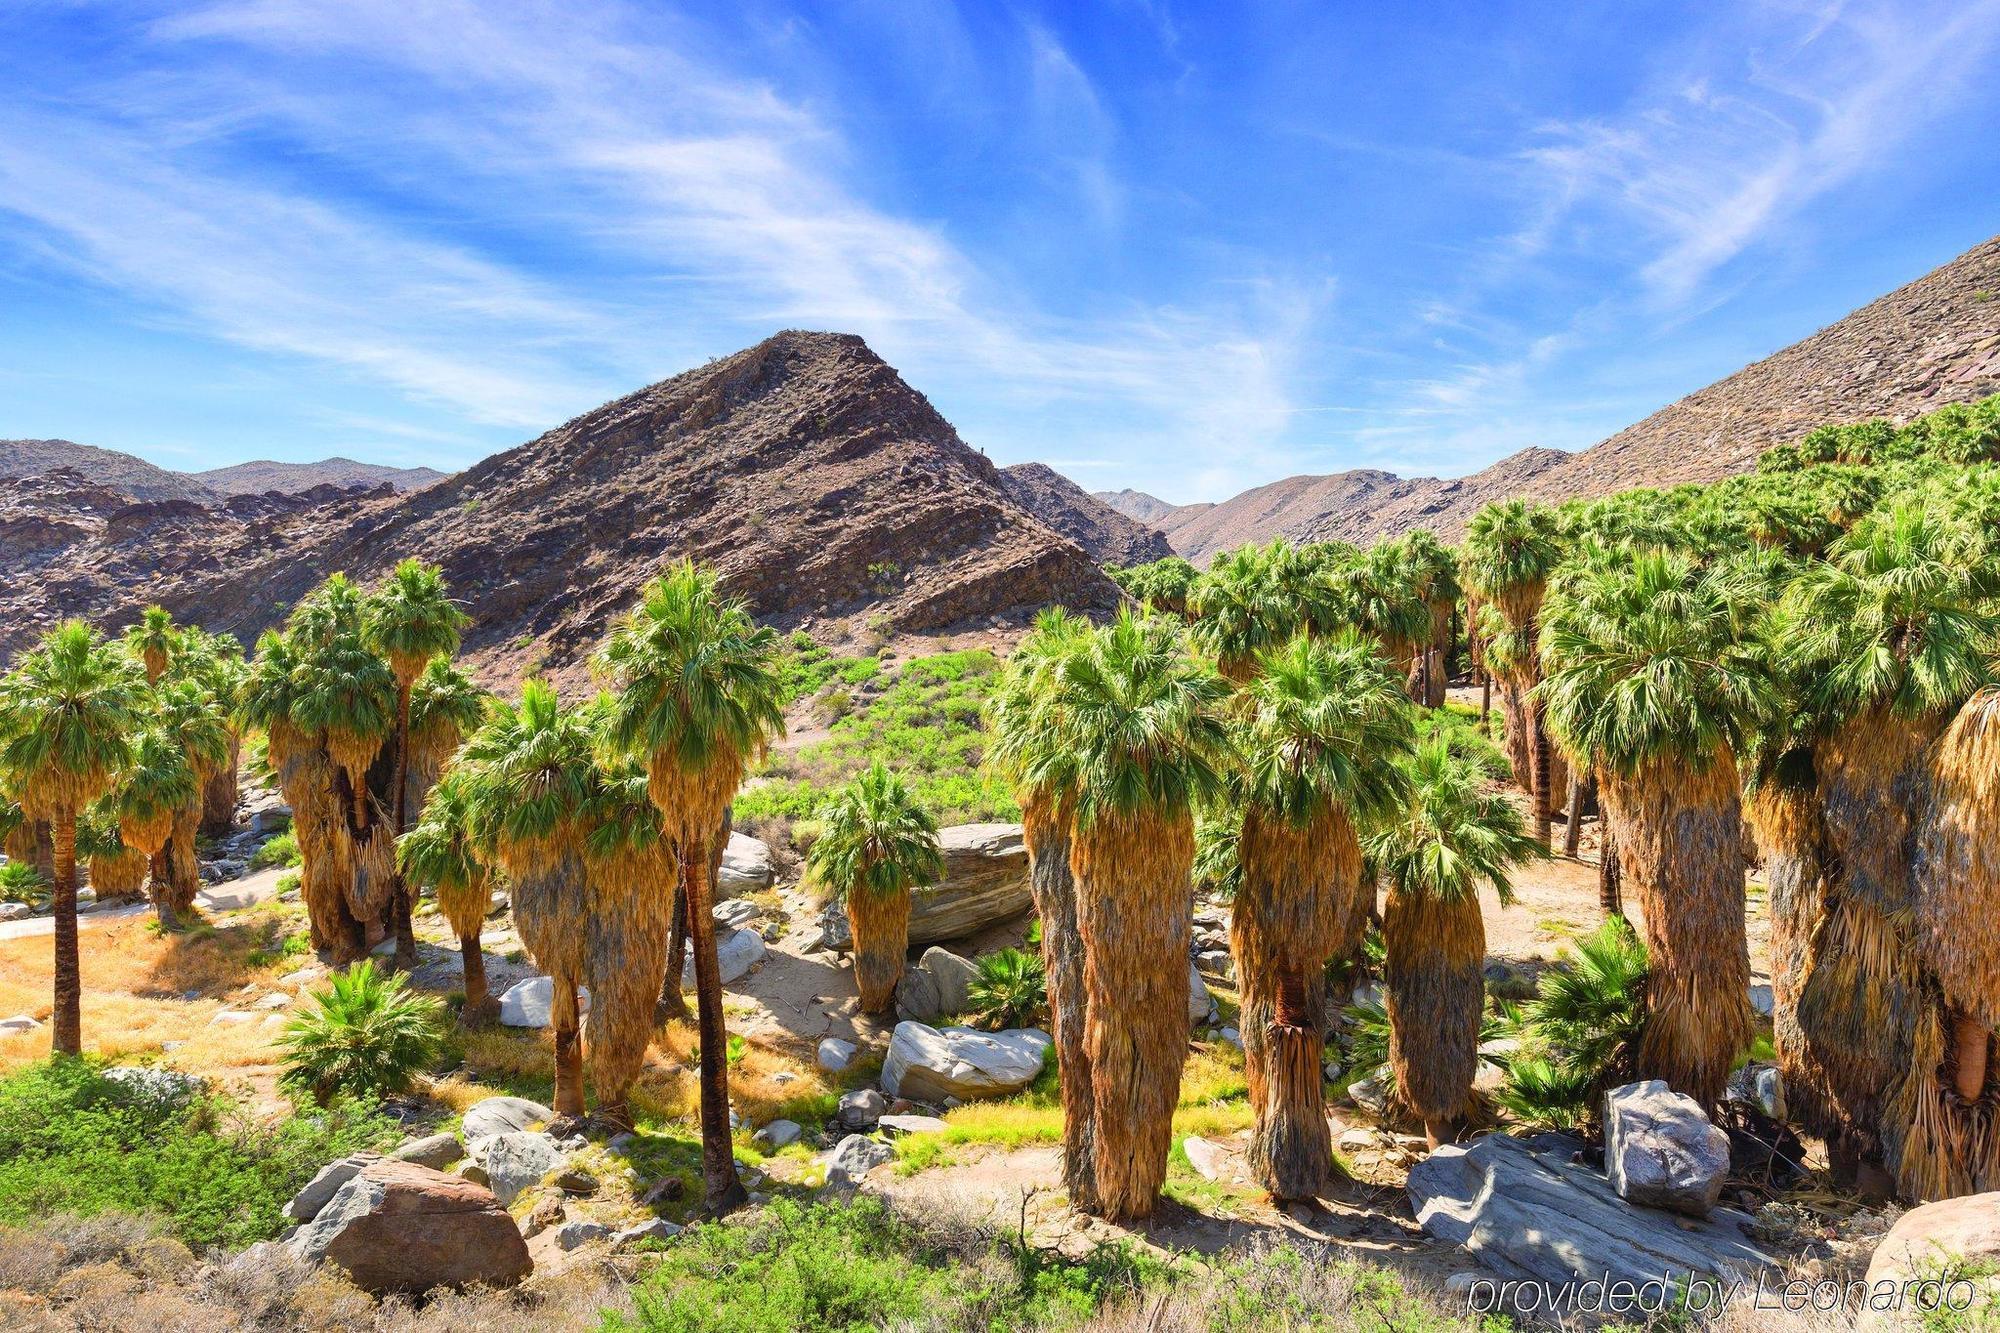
[389,682,417,970]
[659,878,691,1022]
[683,838,747,1214]
[1530,700,1554,848]
[1479,672,1491,722]
[460,931,494,1026]
[1072,808,1194,1220]
[147,847,181,930]
[551,973,586,1119]
[50,810,82,1056]
[1562,770,1589,859]
[848,885,911,1013]
[1024,798,1095,1212]
[1949,1011,1990,1102]
[200,732,241,837]
[1386,888,1485,1147]
[1598,825,1623,921]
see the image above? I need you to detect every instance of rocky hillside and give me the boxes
[1093,488,1188,526]
[1164,233,2000,560]
[0,332,1116,681]
[193,458,448,496]
[999,464,1171,566]
[0,439,213,503]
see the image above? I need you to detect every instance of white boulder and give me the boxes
[880,1022,1051,1102]
[497,976,589,1029]
[1602,1079,1731,1217]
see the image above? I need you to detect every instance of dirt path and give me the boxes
[0,866,292,942]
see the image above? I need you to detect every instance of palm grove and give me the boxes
[3,391,1998,1220]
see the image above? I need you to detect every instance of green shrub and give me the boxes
[277,960,446,1103]
[964,948,1047,1030]
[0,862,47,905]
[0,1060,393,1249]
[1496,919,1648,1131]
[249,830,299,869]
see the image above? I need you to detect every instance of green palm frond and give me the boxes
[278,961,445,1103]
[806,761,944,902]
[1240,630,1415,829]
[365,559,468,685]
[1368,739,1541,906]
[0,622,147,817]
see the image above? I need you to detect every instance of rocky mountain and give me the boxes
[1092,488,1187,526]
[1163,232,2000,560]
[0,332,1117,681]
[999,464,1172,566]
[0,439,213,503]
[193,459,448,496]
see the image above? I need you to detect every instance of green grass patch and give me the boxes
[249,830,300,869]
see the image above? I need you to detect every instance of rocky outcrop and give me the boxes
[881,1022,1051,1102]
[894,946,980,1022]
[461,1130,564,1206]
[999,462,1172,566]
[1408,1132,1777,1289]
[287,1159,531,1294]
[1601,1079,1731,1217]
[820,823,1032,951]
[460,1094,552,1141]
[718,832,775,894]
[192,458,446,495]
[1864,1191,2000,1291]
[680,927,766,987]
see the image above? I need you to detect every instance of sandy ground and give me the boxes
[0,865,292,942]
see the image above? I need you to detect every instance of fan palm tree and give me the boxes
[77,804,145,900]
[153,679,231,925]
[366,560,469,968]
[1188,541,1314,682]
[109,728,199,927]
[1320,544,1432,684]
[1540,551,1772,1106]
[1462,501,1565,844]
[1781,505,1997,1196]
[124,606,181,685]
[985,606,1099,1210]
[1039,608,1231,1219]
[182,630,248,837]
[397,769,500,1025]
[0,623,145,1054]
[404,657,488,811]
[1371,740,1542,1146]
[1231,631,1412,1199]
[808,762,945,1012]
[595,561,785,1213]
[459,681,598,1119]
[1399,531,1461,707]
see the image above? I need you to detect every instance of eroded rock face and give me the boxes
[461,1094,551,1141]
[820,824,1031,951]
[1407,1132,1777,1290]
[1602,1079,1730,1218]
[1865,1192,2000,1292]
[287,1160,531,1295]
[461,1131,564,1206]
[880,1022,1050,1102]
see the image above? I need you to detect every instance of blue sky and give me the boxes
[2,1,1997,502]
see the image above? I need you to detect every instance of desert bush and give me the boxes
[278,960,447,1104]
[0,1060,393,1249]
[1495,918,1647,1132]
[964,947,1048,1030]
[249,829,300,868]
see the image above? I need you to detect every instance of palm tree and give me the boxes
[152,679,231,926]
[397,769,500,1025]
[366,560,469,968]
[459,681,597,1119]
[77,804,145,900]
[1399,531,1461,707]
[1370,740,1541,1146]
[1039,608,1230,1219]
[124,606,181,685]
[0,623,145,1054]
[109,728,198,927]
[1782,505,1996,1196]
[1321,543,1432,684]
[1462,501,1565,844]
[985,606,1099,1210]
[1231,631,1412,1199]
[183,631,248,837]
[1540,551,1771,1106]
[808,762,945,1013]
[595,561,785,1212]
[1188,541,1314,682]
[404,657,487,814]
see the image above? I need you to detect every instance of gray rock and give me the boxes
[819,823,1030,950]
[1748,984,1775,1019]
[462,1131,564,1206]
[103,1065,206,1106]
[1196,949,1235,981]
[287,1160,529,1294]
[1181,1135,1229,1182]
[1188,960,1214,1025]
[1407,1132,1778,1290]
[894,966,945,1023]
[462,1095,552,1141]
[753,1119,803,1149]
[837,1088,887,1131]
[0,904,31,923]
[718,832,775,894]
[824,1133,895,1187]
[816,1037,856,1073]
[1602,1079,1731,1217]
[714,898,762,931]
[1725,1062,1786,1121]
[0,1013,40,1033]
[881,1022,1051,1102]
[249,802,293,837]
[390,1134,464,1170]
[497,976,590,1028]
[613,1218,683,1246]
[287,1152,384,1222]
[919,948,979,1015]
[1349,1072,1389,1117]
[554,1220,611,1251]
[681,928,766,988]
[877,1114,949,1137]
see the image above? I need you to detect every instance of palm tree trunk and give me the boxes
[659,877,691,1022]
[148,848,181,930]
[1024,799,1095,1212]
[1251,968,1334,1199]
[459,930,495,1026]
[1599,825,1623,921]
[1562,770,1588,859]
[1071,808,1194,1220]
[551,973,586,1119]
[1530,699,1554,848]
[1949,1010,1990,1102]
[848,886,911,1013]
[200,732,241,837]
[683,838,748,1214]
[390,683,417,970]
[50,809,82,1056]
[1386,888,1485,1147]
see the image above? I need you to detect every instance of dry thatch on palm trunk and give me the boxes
[848,886,912,1013]
[1385,887,1485,1141]
[1600,755,1752,1107]
[1746,779,1835,1138]
[1023,792,1096,1212]
[583,839,676,1127]
[1072,807,1195,1219]
[509,850,592,1119]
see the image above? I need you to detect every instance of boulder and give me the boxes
[881,1022,1051,1102]
[718,832,775,894]
[714,898,762,931]
[389,1133,465,1170]
[462,1131,564,1206]
[1188,961,1215,1025]
[894,967,945,1023]
[819,823,1031,950]
[837,1088,887,1131]
[287,1151,384,1222]
[1725,1063,1786,1122]
[1602,1079,1730,1217]
[824,1134,894,1187]
[0,1014,40,1034]
[497,977,590,1029]
[287,1160,531,1294]
[554,1220,611,1251]
[816,1037,856,1073]
[878,1114,949,1137]
[919,948,979,1015]
[1181,1136,1229,1182]
[0,905,31,923]
[1865,1191,2000,1293]
[1407,1132,1777,1290]
[681,928,766,988]
[614,1218,682,1245]
[1348,1072,1389,1117]
[753,1119,803,1149]
[462,1095,552,1142]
